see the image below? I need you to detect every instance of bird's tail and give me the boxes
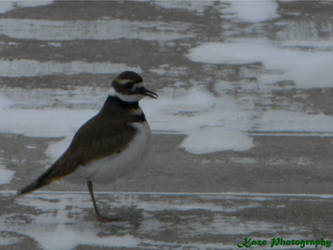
[17,166,56,196]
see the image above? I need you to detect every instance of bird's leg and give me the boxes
[87,180,121,222]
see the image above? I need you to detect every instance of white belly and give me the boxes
[71,121,151,183]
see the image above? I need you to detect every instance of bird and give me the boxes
[17,71,158,222]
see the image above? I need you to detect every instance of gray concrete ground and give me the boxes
[0,1,332,249]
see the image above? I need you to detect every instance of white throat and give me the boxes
[109,88,143,102]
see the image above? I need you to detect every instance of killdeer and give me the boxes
[17,71,158,222]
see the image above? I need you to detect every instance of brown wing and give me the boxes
[18,109,136,195]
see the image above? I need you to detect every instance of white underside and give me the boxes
[68,121,151,183]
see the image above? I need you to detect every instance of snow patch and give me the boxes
[257,110,333,132]
[0,0,54,13]
[0,18,192,41]
[180,128,253,154]
[142,87,254,154]
[0,108,96,137]
[15,196,140,250]
[0,59,141,77]
[152,0,279,23]
[45,136,72,161]
[187,39,333,88]
[0,161,14,185]
[227,0,279,22]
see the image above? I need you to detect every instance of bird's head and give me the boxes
[112,71,158,102]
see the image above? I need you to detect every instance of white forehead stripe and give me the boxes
[118,79,131,85]
[117,79,143,86]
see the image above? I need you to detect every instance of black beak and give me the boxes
[139,87,158,99]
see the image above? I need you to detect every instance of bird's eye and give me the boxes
[118,79,133,89]
[124,82,134,89]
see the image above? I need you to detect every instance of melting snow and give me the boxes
[0,0,54,13]
[0,18,193,41]
[0,160,14,185]
[187,39,333,88]
[0,59,140,77]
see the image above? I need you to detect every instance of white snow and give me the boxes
[44,87,253,157]
[187,39,333,88]
[0,0,54,13]
[179,128,253,154]
[153,1,218,16]
[14,196,140,250]
[45,136,72,161]
[153,0,279,23]
[0,18,193,41]
[256,110,333,132]
[14,0,54,8]
[0,59,141,77]
[226,0,279,22]
[0,167,14,185]
[0,2,332,156]
[0,2,14,13]
[281,40,333,50]
[3,80,333,156]
[28,225,139,250]
[142,87,254,154]
[9,193,310,250]
[0,108,96,137]
[0,160,14,185]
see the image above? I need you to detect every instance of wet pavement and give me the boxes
[0,1,332,249]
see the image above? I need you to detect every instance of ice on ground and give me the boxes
[0,161,14,185]
[0,18,193,41]
[44,87,254,157]
[152,0,279,23]
[0,94,13,109]
[281,40,333,50]
[46,136,73,161]
[0,167,14,185]
[256,110,333,133]
[14,196,140,250]
[3,81,333,156]
[142,87,254,154]
[153,1,221,16]
[14,0,54,8]
[0,108,96,137]
[142,87,252,133]
[8,193,310,250]
[179,128,253,154]
[276,19,333,41]
[1,85,255,155]
[0,59,141,77]
[226,0,279,22]
[187,39,333,88]
[0,87,106,109]
[26,224,140,250]
[0,0,54,13]
[0,2,15,14]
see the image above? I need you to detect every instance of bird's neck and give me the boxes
[100,95,146,122]
[106,95,139,109]
[109,88,143,103]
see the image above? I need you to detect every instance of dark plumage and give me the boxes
[18,96,144,195]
